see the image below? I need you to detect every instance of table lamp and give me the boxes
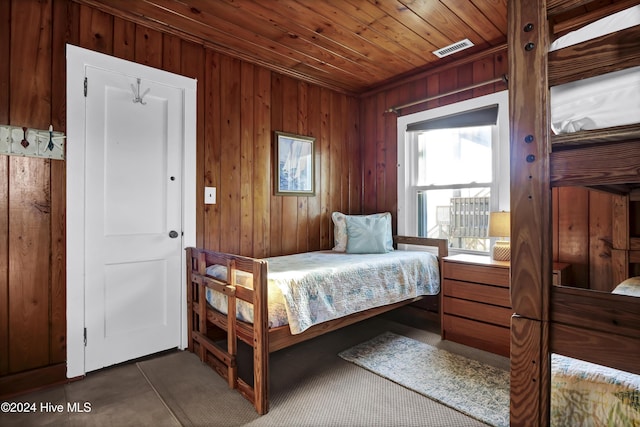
[488,211,510,261]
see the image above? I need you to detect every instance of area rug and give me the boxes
[338,331,510,427]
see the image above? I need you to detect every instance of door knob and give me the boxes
[169,230,179,238]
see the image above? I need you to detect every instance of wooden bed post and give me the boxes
[508,0,552,425]
[186,248,194,353]
[253,260,269,415]
[612,195,630,287]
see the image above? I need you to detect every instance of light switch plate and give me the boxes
[205,187,216,204]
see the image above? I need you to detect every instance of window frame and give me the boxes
[397,90,510,255]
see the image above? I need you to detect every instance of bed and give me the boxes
[186,216,447,414]
[508,1,640,425]
[550,277,640,426]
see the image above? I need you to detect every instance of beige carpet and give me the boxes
[138,316,509,427]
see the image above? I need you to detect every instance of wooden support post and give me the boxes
[508,0,552,424]
[198,281,208,362]
[226,259,238,389]
[252,260,269,415]
[186,248,194,352]
[511,315,550,426]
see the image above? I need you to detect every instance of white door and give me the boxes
[83,66,183,371]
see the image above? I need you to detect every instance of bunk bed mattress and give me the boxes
[551,354,640,426]
[612,276,640,297]
[205,250,440,334]
[549,5,640,135]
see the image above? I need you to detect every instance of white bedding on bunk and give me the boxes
[549,5,640,135]
[205,250,440,334]
[551,354,640,426]
[612,276,640,297]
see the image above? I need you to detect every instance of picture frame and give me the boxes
[274,131,315,196]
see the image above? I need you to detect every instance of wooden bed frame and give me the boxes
[185,235,448,414]
[508,0,640,424]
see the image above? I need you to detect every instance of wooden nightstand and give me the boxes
[441,254,511,357]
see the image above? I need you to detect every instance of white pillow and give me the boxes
[331,212,348,252]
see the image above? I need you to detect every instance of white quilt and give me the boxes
[205,250,440,334]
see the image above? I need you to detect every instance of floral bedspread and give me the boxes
[551,354,640,426]
[205,250,439,334]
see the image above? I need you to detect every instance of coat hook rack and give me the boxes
[0,124,65,160]
[131,78,150,105]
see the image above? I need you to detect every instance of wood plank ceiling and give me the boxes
[74,0,508,94]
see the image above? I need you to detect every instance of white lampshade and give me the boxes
[488,211,510,238]
[488,211,510,261]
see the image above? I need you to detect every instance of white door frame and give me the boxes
[66,44,196,378]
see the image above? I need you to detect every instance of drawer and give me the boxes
[443,296,512,328]
[443,262,509,287]
[442,315,510,357]
[444,279,511,308]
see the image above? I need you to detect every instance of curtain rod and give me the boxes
[386,74,508,114]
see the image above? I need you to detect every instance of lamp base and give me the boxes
[492,240,510,261]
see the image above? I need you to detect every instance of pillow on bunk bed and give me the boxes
[332,211,393,253]
[612,276,640,297]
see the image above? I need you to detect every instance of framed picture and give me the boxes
[274,131,315,196]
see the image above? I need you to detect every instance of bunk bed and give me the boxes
[508,0,640,425]
[186,232,447,414]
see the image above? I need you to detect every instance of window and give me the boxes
[397,91,509,254]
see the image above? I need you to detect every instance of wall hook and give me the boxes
[21,127,29,148]
[131,78,150,105]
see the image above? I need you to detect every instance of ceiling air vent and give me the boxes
[433,39,474,58]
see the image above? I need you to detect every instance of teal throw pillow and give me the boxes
[345,214,393,254]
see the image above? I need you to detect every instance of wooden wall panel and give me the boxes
[361,95,377,214]
[374,93,387,214]
[8,159,51,373]
[240,61,255,257]
[329,92,344,218]
[306,84,322,251]
[113,17,135,61]
[0,0,11,377]
[219,56,242,255]
[557,187,589,287]
[201,49,219,252]
[318,88,332,249]
[347,96,361,217]
[252,67,271,258]
[553,186,615,291]
[589,191,614,291]
[0,151,7,375]
[269,75,283,256]
[79,5,113,54]
[279,76,299,256]
[162,34,182,74]
[1,0,359,395]
[296,82,309,254]
[8,0,53,374]
[50,0,77,366]
[180,40,206,249]
[135,26,162,68]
